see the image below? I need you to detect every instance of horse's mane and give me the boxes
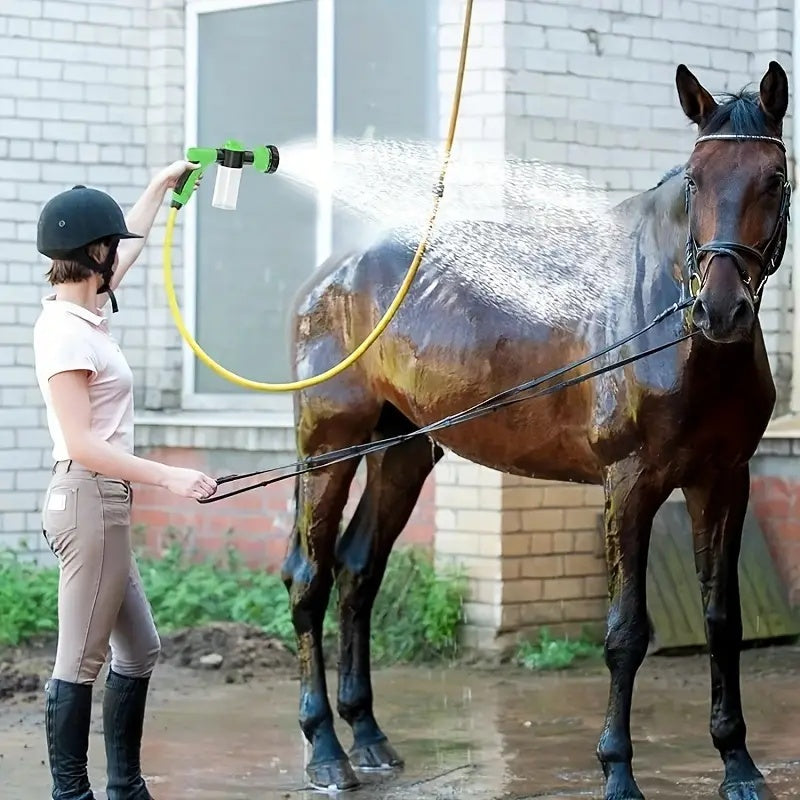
[654,163,684,188]
[702,88,773,136]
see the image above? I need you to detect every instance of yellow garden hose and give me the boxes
[163,0,473,392]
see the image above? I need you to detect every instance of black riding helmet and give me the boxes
[37,185,142,313]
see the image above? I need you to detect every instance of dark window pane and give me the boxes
[195,1,317,392]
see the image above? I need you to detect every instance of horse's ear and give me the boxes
[675,64,718,127]
[759,60,789,125]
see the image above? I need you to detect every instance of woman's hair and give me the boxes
[45,238,112,285]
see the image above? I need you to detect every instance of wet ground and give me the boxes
[2,624,800,799]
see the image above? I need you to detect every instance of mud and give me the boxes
[0,667,41,700]
[2,631,799,799]
[158,621,297,682]
[0,623,298,705]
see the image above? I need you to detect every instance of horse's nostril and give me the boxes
[732,298,753,327]
[692,298,709,328]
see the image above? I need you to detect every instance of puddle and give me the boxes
[2,646,800,798]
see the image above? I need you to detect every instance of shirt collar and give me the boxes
[42,294,107,328]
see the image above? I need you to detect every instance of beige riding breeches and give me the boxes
[41,460,161,685]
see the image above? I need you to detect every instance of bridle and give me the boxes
[684,133,792,306]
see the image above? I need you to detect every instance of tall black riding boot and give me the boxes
[44,678,96,800]
[102,669,155,800]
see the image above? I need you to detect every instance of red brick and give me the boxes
[132,508,171,529]
[266,536,291,566]
[130,444,435,572]
[209,515,272,538]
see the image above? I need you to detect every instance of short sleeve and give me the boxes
[34,321,98,383]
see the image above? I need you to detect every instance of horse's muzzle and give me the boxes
[691,293,754,343]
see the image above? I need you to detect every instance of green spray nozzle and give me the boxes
[170,139,280,210]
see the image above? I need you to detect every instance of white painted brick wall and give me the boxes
[0,0,797,560]
[0,0,171,557]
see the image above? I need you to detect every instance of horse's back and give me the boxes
[290,220,605,482]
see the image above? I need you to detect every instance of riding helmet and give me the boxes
[36,185,142,260]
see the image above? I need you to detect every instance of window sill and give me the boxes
[763,413,800,439]
[133,410,296,453]
[754,414,800,458]
[132,411,800,456]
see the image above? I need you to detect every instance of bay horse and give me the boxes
[281,62,791,800]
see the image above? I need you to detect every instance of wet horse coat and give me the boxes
[282,62,790,800]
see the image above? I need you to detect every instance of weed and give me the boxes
[515,627,603,671]
[0,539,466,665]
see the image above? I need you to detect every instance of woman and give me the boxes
[33,161,218,800]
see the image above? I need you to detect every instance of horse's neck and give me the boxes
[616,169,689,315]
[613,170,764,388]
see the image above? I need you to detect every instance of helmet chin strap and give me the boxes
[73,239,120,313]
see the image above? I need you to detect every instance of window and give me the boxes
[183,0,438,415]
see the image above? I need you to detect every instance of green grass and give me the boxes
[514,627,604,671]
[0,538,467,666]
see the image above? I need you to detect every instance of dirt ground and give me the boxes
[2,624,800,799]
[0,622,298,701]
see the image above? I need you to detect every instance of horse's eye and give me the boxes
[685,175,697,192]
[766,174,785,195]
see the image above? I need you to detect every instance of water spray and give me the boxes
[170,139,279,211]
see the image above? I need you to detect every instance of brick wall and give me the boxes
[750,439,800,606]
[1,0,799,652]
[0,0,153,556]
[131,441,436,569]
[142,0,185,413]
[498,476,607,643]
[433,0,800,649]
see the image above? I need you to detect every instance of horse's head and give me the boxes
[675,61,791,344]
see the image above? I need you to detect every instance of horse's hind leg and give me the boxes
[683,466,774,800]
[282,401,380,792]
[334,408,443,772]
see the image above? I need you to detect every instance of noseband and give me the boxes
[684,133,792,304]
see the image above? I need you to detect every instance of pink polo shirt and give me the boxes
[33,295,134,463]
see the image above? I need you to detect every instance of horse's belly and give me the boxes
[434,425,602,484]
[381,376,602,484]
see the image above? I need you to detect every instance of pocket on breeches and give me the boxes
[99,478,131,505]
[98,478,132,537]
[42,484,79,557]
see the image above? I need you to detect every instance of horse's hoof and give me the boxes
[719,778,776,800]
[350,738,404,771]
[603,762,645,800]
[306,758,360,793]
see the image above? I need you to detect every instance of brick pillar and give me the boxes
[434,458,611,649]
[433,452,505,650]
[498,476,607,647]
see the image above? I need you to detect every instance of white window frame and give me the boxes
[182,0,334,420]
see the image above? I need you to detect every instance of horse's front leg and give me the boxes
[335,438,442,772]
[282,461,361,792]
[597,459,669,800]
[683,465,775,800]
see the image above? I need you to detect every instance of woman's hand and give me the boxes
[161,466,218,500]
[158,160,203,190]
